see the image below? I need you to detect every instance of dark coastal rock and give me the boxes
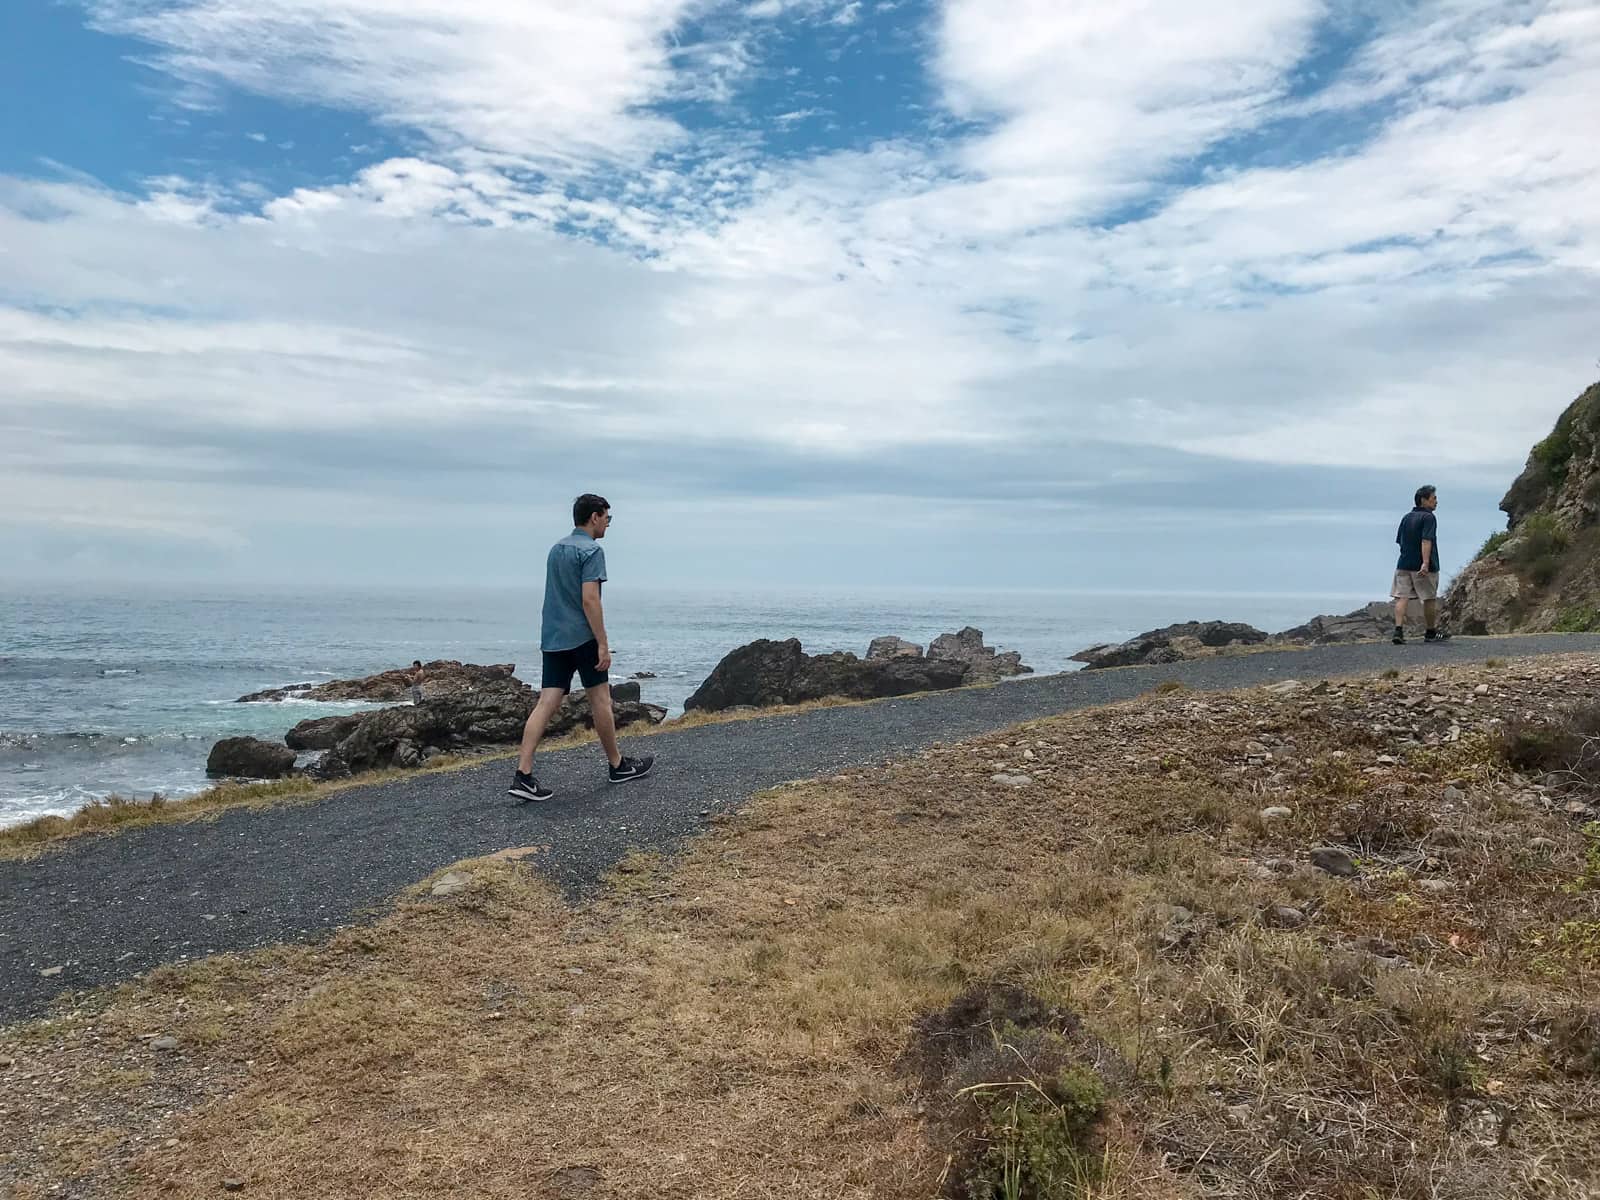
[314,677,663,778]
[683,630,1026,712]
[926,626,1033,683]
[237,660,516,704]
[1071,621,1269,670]
[867,636,923,660]
[206,736,297,780]
[1271,602,1413,645]
[284,713,365,751]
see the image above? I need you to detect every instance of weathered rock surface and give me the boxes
[1446,380,1600,635]
[284,713,365,751]
[237,660,516,704]
[315,679,663,778]
[1271,601,1421,645]
[926,626,1033,683]
[1073,601,1426,670]
[1071,621,1269,670]
[685,630,1028,712]
[206,736,297,780]
[867,636,923,660]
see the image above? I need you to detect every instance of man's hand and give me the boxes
[596,643,612,672]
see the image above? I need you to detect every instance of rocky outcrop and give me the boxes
[215,667,665,782]
[926,626,1033,683]
[315,679,664,778]
[1270,602,1422,645]
[237,660,516,704]
[1072,621,1269,670]
[1445,381,1600,635]
[206,736,297,780]
[284,713,365,751]
[684,629,1028,712]
[867,636,923,660]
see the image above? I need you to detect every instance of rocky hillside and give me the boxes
[1446,381,1600,635]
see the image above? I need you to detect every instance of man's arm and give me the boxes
[582,580,611,671]
[1421,513,1437,571]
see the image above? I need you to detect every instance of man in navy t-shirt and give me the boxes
[1391,484,1450,645]
[507,493,655,802]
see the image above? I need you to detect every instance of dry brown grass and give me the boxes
[5,656,1600,1199]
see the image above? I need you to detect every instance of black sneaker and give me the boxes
[507,770,554,803]
[1424,629,1452,642]
[608,754,655,785]
[1392,630,1406,645]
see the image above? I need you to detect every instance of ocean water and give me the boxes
[0,583,1370,828]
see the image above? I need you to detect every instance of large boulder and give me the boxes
[206,736,297,780]
[238,660,516,704]
[684,633,1014,712]
[284,713,365,751]
[926,626,1033,683]
[1071,621,1268,670]
[1442,563,1526,635]
[867,636,923,660]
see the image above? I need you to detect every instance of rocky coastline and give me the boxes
[206,628,1033,781]
[1066,601,1409,670]
[208,665,665,782]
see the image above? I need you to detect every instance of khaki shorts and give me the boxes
[1391,570,1439,600]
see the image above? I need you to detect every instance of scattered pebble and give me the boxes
[1417,878,1453,894]
[429,871,471,898]
[989,773,1033,788]
[1259,806,1293,821]
[150,1036,179,1052]
[1264,905,1307,929]
[1309,846,1358,877]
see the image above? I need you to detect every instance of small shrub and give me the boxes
[1550,1007,1600,1074]
[1494,703,1600,786]
[1553,605,1600,633]
[1381,668,1401,680]
[1529,554,1563,587]
[1532,416,1577,487]
[963,1071,1106,1200]
[1512,514,1569,577]
[1476,530,1512,560]
[1152,680,1186,695]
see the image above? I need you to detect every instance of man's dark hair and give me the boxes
[412,660,422,668]
[573,493,610,526]
[1415,485,1437,506]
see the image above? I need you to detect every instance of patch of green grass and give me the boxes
[1553,606,1600,633]
[1476,530,1512,560]
[962,1069,1106,1200]
[1512,514,1570,588]
[1532,413,1577,487]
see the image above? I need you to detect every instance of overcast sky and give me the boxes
[2,0,1597,595]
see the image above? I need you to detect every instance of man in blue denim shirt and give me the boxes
[508,494,654,802]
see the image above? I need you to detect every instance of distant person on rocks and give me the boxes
[410,660,424,705]
[1392,485,1451,645]
[507,494,655,802]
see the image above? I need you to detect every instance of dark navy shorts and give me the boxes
[541,639,607,693]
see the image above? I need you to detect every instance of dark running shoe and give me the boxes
[1392,630,1406,645]
[608,754,655,785]
[507,770,554,803]
[1424,629,1452,642]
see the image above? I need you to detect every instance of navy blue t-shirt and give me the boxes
[1396,507,1439,573]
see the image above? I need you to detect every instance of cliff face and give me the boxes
[1445,381,1600,634]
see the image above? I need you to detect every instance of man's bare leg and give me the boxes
[517,688,569,775]
[1423,598,1440,631]
[1393,596,1409,629]
[586,683,622,768]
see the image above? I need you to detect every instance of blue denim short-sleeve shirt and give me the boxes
[540,530,608,651]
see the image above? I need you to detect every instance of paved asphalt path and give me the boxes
[5,633,1599,1024]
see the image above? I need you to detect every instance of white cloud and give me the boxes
[3,0,1599,584]
[86,0,700,167]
